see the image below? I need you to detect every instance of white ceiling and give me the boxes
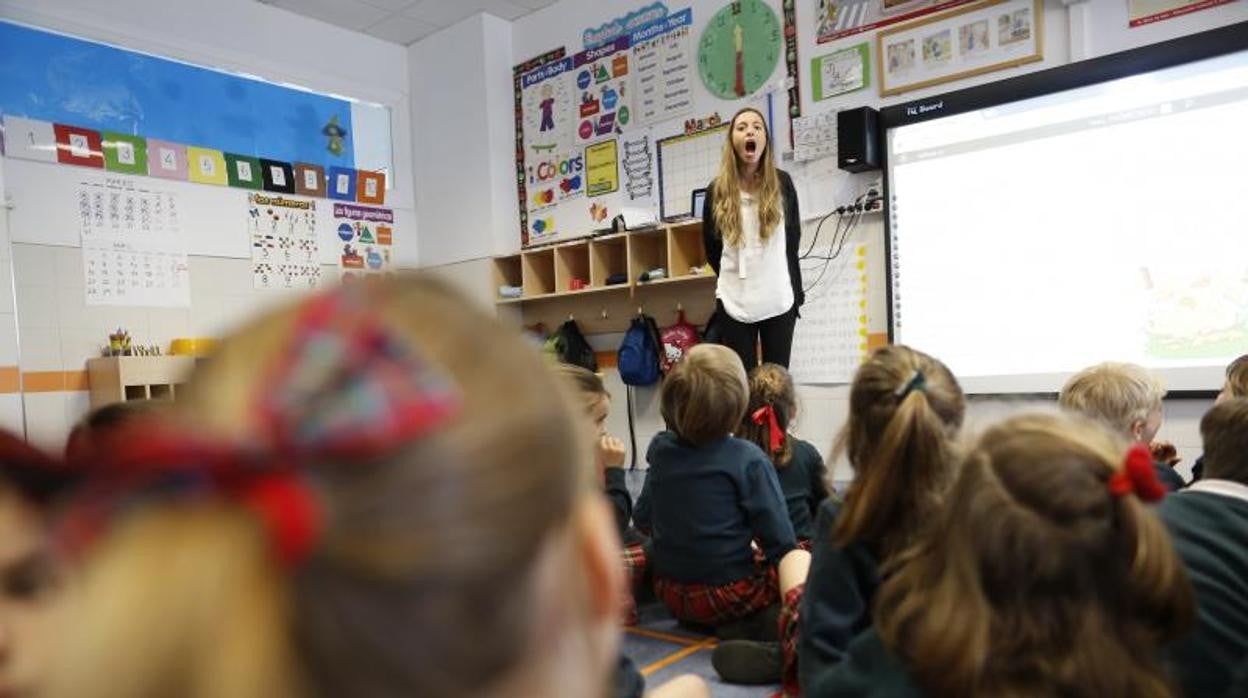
[258,0,561,45]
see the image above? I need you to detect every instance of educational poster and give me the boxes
[521,57,576,157]
[811,43,870,102]
[333,203,394,281]
[631,8,694,126]
[789,244,870,384]
[815,0,977,43]
[573,38,633,144]
[656,124,727,220]
[585,140,620,196]
[78,177,190,307]
[622,132,655,201]
[1128,0,1236,27]
[247,193,319,291]
[792,111,838,162]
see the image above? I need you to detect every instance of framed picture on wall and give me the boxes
[876,0,1042,97]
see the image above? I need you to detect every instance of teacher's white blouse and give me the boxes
[716,191,794,323]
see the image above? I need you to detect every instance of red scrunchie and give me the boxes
[751,404,784,454]
[1107,444,1167,502]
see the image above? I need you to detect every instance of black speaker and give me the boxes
[837,106,881,173]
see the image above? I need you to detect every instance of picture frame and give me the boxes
[876,0,1042,98]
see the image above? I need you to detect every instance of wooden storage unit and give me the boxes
[668,222,709,280]
[589,234,628,289]
[520,248,556,297]
[86,356,196,409]
[628,229,668,286]
[494,222,717,333]
[554,240,591,293]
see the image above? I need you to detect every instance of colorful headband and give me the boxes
[62,285,461,568]
[1107,444,1167,502]
[751,404,784,454]
[895,369,927,400]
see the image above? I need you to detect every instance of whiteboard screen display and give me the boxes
[887,47,1248,394]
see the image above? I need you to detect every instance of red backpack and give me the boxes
[659,309,700,374]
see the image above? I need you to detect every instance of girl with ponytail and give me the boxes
[714,346,964,692]
[811,411,1195,697]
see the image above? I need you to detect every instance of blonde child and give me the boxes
[634,344,806,638]
[48,278,705,698]
[811,412,1195,697]
[1159,396,1248,697]
[736,363,828,545]
[1059,361,1184,491]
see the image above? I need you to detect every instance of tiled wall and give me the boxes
[11,242,333,449]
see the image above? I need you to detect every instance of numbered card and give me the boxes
[159,148,177,171]
[304,170,318,189]
[270,165,286,187]
[115,141,136,165]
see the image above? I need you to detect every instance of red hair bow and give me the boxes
[1107,444,1167,502]
[751,404,784,453]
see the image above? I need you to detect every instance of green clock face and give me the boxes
[698,0,782,100]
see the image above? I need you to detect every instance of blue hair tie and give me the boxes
[895,370,927,400]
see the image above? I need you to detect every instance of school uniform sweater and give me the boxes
[603,466,632,541]
[1154,460,1186,492]
[797,499,881,692]
[805,628,923,698]
[775,437,829,541]
[633,431,796,585]
[1158,481,1248,698]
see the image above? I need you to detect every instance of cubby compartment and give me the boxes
[668,224,709,279]
[628,230,668,285]
[521,249,556,297]
[554,241,591,292]
[149,383,174,400]
[87,356,196,409]
[589,234,628,288]
[493,254,523,300]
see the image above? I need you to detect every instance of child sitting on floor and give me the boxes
[810,411,1195,697]
[1059,361,1185,491]
[736,363,828,546]
[634,344,801,639]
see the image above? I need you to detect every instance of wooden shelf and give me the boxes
[87,356,196,409]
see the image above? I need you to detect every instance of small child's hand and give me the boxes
[1150,440,1181,467]
[598,434,627,470]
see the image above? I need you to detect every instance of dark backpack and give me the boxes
[553,319,597,372]
[618,314,662,386]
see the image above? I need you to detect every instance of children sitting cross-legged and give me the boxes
[809,411,1196,698]
[736,363,829,547]
[47,277,707,698]
[634,344,806,641]
[1059,361,1185,491]
[1159,396,1248,698]
[717,345,965,692]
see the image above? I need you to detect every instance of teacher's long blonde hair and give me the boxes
[711,107,783,248]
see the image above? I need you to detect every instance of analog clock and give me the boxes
[697,0,782,100]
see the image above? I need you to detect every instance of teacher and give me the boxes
[702,107,804,370]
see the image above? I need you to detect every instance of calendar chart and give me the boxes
[656,124,728,220]
[78,177,190,307]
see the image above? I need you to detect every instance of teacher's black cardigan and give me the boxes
[700,170,806,312]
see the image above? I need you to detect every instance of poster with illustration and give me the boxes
[573,38,633,145]
[333,203,394,281]
[815,0,978,44]
[521,56,576,159]
[524,149,586,242]
[631,8,694,126]
[247,193,320,291]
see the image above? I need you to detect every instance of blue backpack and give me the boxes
[618,315,662,386]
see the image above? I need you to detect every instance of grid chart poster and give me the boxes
[789,244,870,384]
[631,8,694,126]
[247,193,319,291]
[656,124,727,220]
[334,203,394,281]
[78,177,190,307]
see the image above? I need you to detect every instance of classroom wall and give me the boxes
[0,0,417,449]
[407,0,1242,477]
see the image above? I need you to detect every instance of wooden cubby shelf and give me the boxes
[494,223,717,334]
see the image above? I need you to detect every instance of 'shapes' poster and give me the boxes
[333,203,394,280]
[573,38,634,144]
